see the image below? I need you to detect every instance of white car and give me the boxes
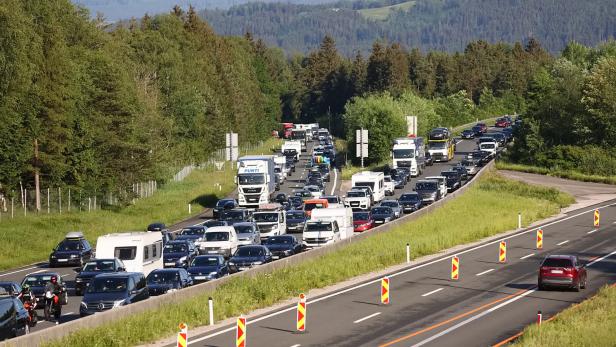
[384,175,395,195]
[200,226,239,258]
[304,185,324,198]
[344,189,371,210]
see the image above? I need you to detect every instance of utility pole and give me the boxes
[34,139,41,213]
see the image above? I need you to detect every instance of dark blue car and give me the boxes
[187,255,228,283]
[370,206,395,225]
[75,258,126,295]
[399,193,422,213]
[286,210,307,233]
[228,245,272,273]
[49,232,93,267]
[79,272,148,317]
[146,268,192,296]
[262,235,303,259]
[163,240,198,268]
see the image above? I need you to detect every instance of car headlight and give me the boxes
[51,255,57,259]
[228,262,235,266]
[252,261,263,265]
[80,301,87,308]
[70,254,78,258]
[283,250,292,255]
[209,271,218,276]
[179,256,187,263]
[113,299,125,308]
[75,278,83,282]
[166,289,178,294]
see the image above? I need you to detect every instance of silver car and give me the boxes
[233,222,261,246]
[379,200,402,219]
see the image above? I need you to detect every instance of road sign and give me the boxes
[177,323,187,347]
[499,241,507,263]
[451,256,459,280]
[381,277,390,305]
[594,209,600,227]
[356,129,369,167]
[296,293,306,332]
[226,132,239,161]
[537,229,543,249]
[236,316,246,347]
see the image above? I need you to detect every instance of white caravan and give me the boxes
[351,171,385,203]
[95,232,163,276]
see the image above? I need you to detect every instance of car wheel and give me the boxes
[581,277,587,289]
[537,282,545,291]
[574,280,581,292]
[75,289,81,296]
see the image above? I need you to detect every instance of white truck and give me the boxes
[391,137,425,176]
[253,204,287,240]
[236,155,276,207]
[281,141,302,161]
[351,171,385,203]
[303,207,353,248]
[273,155,289,184]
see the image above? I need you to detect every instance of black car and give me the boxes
[450,165,469,181]
[370,206,395,225]
[318,164,331,181]
[75,258,126,296]
[49,232,93,267]
[396,167,412,183]
[21,272,68,307]
[501,127,514,141]
[202,220,229,228]
[274,193,288,204]
[228,245,273,273]
[79,272,149,317]
[0,282,22,297]
[306,176,325,189]
[163,240,198,268]
[263,235,303,259]
[461,129,475,139]
[487,132,506,146]
[286,210,307,233]
[0,293,30,340]
[146,268,193,296]
[471,125,483,137]
[147,222,168,233]
[176,226,207,244]
[399,193,422,213]
[220,208,252,224]
[414,180,441,204]
[213,199,239,219]
[390,169,409,185]
[393,176,406,189]
[287,196,304,210]
[187,255,228,283]
[425,152,434,166]
[441,170,463,192]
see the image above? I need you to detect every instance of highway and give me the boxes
[170,201,616,347]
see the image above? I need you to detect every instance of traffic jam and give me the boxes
[0,117,521,340]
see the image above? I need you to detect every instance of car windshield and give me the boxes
[22,275,54,287]
[235,247,265,257]
[234,225,255,234]
[325,197,338,203]
[416,182,437,190]
[393,149,414,159]
[371,207,391,214]
[83,261,116,272]
[181,228,205,236]
[222,211,244,221]
[542,258,574,267]
[205,232,230,241]
[353,212,370,220]
[347,191,365,198]
[472,126,481,131]
[304,203,324,211]
[384,177,392,182]
[203,220,226,227]
[429,142,447,149]
[56,241,81,251]
[147,271,180,284]
[381,201,398,207]
[399,194,419,202]
[305,223,332,231]
[87,278,128,293]
[441,172,457,178]
[264,237,293,245]
[216,200,233,207]
[305,186,320,192]
[238,174,265,185]
[480,143,496,149]
[288,197,302,204]
[191,257,220,266]
[254,213,278,222]
[287,212,305,219]
[165,243,188,253]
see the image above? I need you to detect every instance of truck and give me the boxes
[351,171,385,203]
[236,155,276,207]
[303,207,354,248]
[273,155,289,184]
[290,129,308,152]
[253,204,287,240]
[281,123,294,139]
[391,137,425,176]
[281,141,302,161]
[427,128,455,162]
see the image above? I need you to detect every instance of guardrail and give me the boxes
[3,159,495,347]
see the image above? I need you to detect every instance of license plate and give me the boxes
[551,270,563,274]
[239,267,249,271]
[272,256,280,260]
[208,251,218,254]
[165,262,175,266]
[193,276,206,280]
[375,221,384,224]
[57,259,68,262]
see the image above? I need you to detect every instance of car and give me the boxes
[49,232,93,267]
[344,189,371,210]
[393,176,406,189]
[495,118,510,128]
[79,272,149,317]
[380,200,402,219]
[398,193,422,213]
[213,199,239,219]
[450,164,469,181]
[351,186,375,205]
[471,125,483,137]
[146,268,193,296]
[287,196,304,210]
[220,208,253,224]
[320,195,342,207]
[370,206,395,225]
[175,226,207,247]
[353,211,374,232]
[440,170,463,192]
[286,210,307,233]
[476,122,488,133]
[147,222,168,233]
[306,177,325,189]
[233,222,261,246]
[201,220,229,228]
[424,152,434,166]
[318,164,331,181]
[383,175,395,195]
[163,240,198,268]
[486,132,506,146]
[461,129,475,139]
[293,189,313,201]
[75,258,126,296]
[228,245,273,273]
[414,180,441,204]
[0,292,30,339]
[21,272,67,307]
[0,282,22,297]
[274,193,288,205]
[501,128,514,141]
[304,185,324,198]
[262,235,303,259]
[396,167,412,183]
[538,255,587,291]
[187,255,228,283]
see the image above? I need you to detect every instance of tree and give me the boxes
[582,57,616,146]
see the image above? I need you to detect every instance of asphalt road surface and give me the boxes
[170,200,616,347]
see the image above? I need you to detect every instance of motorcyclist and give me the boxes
[18,284,36,308]
[44,276,63,324]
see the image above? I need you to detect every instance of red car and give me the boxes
[353,211,374,232]
[495,118,510,128]
[538,255,587,291]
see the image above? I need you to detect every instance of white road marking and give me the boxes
[63,312,74,316]
[186,202,616,345]
[475,268,495,277]
[353,312,381,324]
[330,168,338,196]
[290,344,301,347]
[587,229,598,234]
[0,266,40,278]
[61,274,69,278]
[421,288,444,297]
[520,253,535,260]
[586,249,616,266]
[557,240,569,246]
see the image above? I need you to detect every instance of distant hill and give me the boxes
[201,0,616,55]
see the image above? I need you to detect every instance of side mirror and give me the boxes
[130,290,138,295]
[118,267,125,272]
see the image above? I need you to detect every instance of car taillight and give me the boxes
[564,267,574,274]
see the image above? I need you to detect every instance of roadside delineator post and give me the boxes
[537,310,542,325]
[296,293,307,333]
[381,277,390,305]
[451,256,460,281]
[499,241,507,263]
[208,297,214,326]
[177,323,187,347]
[518,212,522,229]
[406,243,411,263]
[537,229,543,250]
[594,209,600,228]
[236,316,246,347]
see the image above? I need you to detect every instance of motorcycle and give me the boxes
[43,290,62,323]
[22,300,38,327]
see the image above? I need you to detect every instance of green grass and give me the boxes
[340,161,389,180]
[0,139,281,271]
[496,161,616,185]
[358,1,416,20]
[43,172,573,347]
[511,284,616,347]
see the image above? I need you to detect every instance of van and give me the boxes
[303,199,329,217]
[310,208,354,240]
[425,176,448,198]
[95,232,163,276]
[200,226,239,258]
[79,272,149,317]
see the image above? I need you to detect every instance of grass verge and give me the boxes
[44,172,573,347]
[496,161,616,185]
[358,1,416,21]
[0,139,281,271]
[510,284,616,347]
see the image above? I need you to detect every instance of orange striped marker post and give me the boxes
[177,323,187,347]
[296,293,306,333]
[594,209,600,228]
[536,229,543,250]
[381,277,390,305]
[236,316,246,347]
[499,241,507,263]
[451,256,460,280]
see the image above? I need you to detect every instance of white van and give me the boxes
[351,171,385,203]
[425,176,448,198]
[201,226,239,258]
[95,232,163,276]
[310,207,354,240]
